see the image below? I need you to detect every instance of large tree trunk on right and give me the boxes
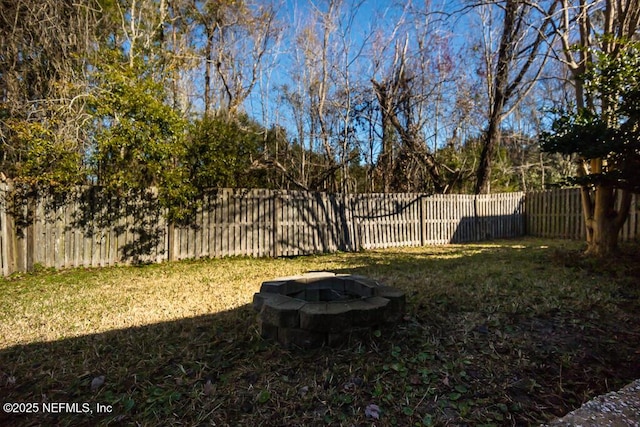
[582,184,632,257]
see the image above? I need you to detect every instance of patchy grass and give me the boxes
[0,238,639,426]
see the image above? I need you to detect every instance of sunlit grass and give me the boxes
[0,238,608,346]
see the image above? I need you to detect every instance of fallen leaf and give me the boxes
[91,375,105,392]
[409,375,422,385]
[203,379,214,396]
[256,389,271,404]
[365,403,381,419]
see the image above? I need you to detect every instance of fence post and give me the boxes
[522,192,528,236]
[343,193,355,251]
[473,196,480,241]
[4,194,16,275]
[273,191,281,257]
[14,190,28,273]
[0,182,9,276]
[167,222,176,262]
[349,194,360,251]
[26,192,35,271]
[420,195,426,246]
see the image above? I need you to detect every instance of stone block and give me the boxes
[349,297,389,327]
[253,292,280,311]
[260,295,306,328]
[269,275,304,282]
[347,275,380,288]
[260,279,304,296]
[282,280,305,296]
[289,290,306,300]
[299,302,354,332]
[375,287,406,321]
[259,281,286,294]
[318,287,349,301]
[349,280,375,298]
[328,279,346,294]
[304,288,320,302]
[258,319,279,340]
[299,272,336,284]
[302,278,337,291]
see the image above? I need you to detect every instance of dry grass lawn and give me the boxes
[0,238,639,426]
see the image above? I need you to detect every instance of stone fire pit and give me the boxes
[253,272,405,348]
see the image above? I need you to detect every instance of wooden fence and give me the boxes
[526,188,640,241]
[2,185,637,276]
[0,185,526,275]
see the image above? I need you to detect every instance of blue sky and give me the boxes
[245,0,472,111]
[242,0,482,154]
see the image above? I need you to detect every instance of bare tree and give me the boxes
[369,2,467,193]
[473,0,559,194]
[268,0,371,192]
[190,0,280,116]
[371,39,448,193]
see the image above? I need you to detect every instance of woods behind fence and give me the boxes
[0,185,637,275]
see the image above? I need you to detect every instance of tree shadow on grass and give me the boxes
[1,242,639,426]
[326,242,640,422]
[0,304,270,426]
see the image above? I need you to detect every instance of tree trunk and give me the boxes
[204,28,213,117]
[475,120,501,194]
[474,0,518,194]
[583,185,632,256]
[372,80,395,192]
